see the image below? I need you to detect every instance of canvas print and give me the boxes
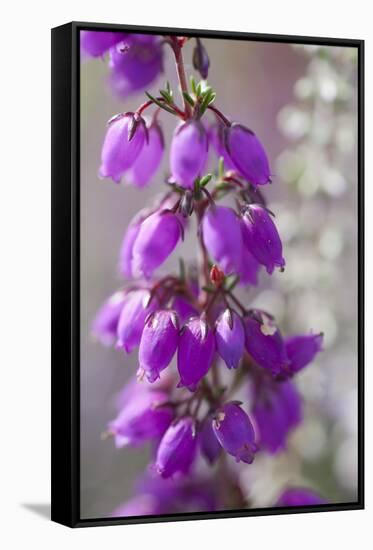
[79,29,360,520]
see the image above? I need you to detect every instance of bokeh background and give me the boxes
[80,35,359,519]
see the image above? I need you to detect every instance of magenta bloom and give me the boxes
[91,290,127,345]
[209,123,235,170]
[80,30,125,58]
[238,247,261,286]
[200,417,221,465]
[131,210,182,278]
[125,121,164,188]
[212,402,257,464]
[225,123,271,185]
[177,317,215,391]
[285,333,324,375]
[155,417,198,478]
[215,309,245,369]
[172,295,199,324]
[116,289,155,353]
[108,388,172,448]
[202,206,243,274]
[242,205,285,274]
[276,487,327,507]
[244,311,288,376]
[170,121,208,189]
[99,113,147,183]
[252,380,302,454]
[118,209,146,279]
[138,310,180,383]
[109,35,163,98]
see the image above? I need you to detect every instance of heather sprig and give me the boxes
[85,31,325,514]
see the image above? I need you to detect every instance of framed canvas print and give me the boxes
[51,22,364,527]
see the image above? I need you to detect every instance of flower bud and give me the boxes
[125,121,164,188]
[108,35,164,97]
[91,290,127,345]
[215,309,245,370]
[116,289,156,353]
[285,333,323,375]
[155,417,198,478]
[212,402,257,464]
[177,317,215,391]
[80,31,126,58]
[200,417,221,465]
[276,488,327,507]
[252,380,302,454]
[192,38,210,79]
[108,389,172,448]
[138,310,180,383]
[202,205,243,274]
[170,121,208,189]
[99,113,147,183]
[210,265,225,287]
[244,310,288,376]
[241,204,285,274]
[131,210,183,279]
[225,123,271,185]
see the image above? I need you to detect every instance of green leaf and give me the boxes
[218,157,225,179]
[190,76,197,94]
[145,92,176,115]
[182,91,195,107]
[200,174,213,187]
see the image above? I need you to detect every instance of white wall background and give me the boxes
[0,0,370,548]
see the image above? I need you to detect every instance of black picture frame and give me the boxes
[51,21,365,528]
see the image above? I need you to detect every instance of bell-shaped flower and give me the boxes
[91,290,127,345]
[109,35,164,98]
[225,123,271,185]
[285,333,324,375]
[202,205,243,274]
[138,310,180,383]
[215,309,245,369]
[200,417,221,465]
[125,121,164,188]
[177,317,215,391]
[108,388,173,448]
[237,247,261,286]
[131,210,183,279]
[241,204,285,274]
[209,123,235,170]
[244,310,288,376]
[116,289,156,353]
[251,380,302,454]
[155,417,198,478]
[276,487,327,507]
[99,112,147,183]
[170,121,208,189]
[212,402,257,464]
[80,30,126,58]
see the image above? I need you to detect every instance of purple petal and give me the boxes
[215,309,245,369]
[125,122,164,188]
[155,417,198,478]
[170,121,208,189]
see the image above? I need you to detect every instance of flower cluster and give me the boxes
[85,31,326,515]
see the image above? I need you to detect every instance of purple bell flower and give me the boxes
[244,310,289,376]
[212,402,257,464]
[177,317,215,391]
[138,310,180,383]
[252,380,302,454]
[116,289,156,353]
[131,210,183,279]
[225,123,271,185]
[125,121,164,188]
[241,204,285,274]
[99,112,147,183]
[285,333,324,375]
[108,388,173,448]
[238,247,261,286]
[276,487,327,507]
[202,205,243,274]
[109,35,164,98]
[119,207,151,279]
[200,417,221,465]
[172,295,199,324]
[170,121,208,189]
[91,290,127,345]
[155,417,198,478]
[209,123,235,170]
[215,309,245,369]
[80,30,125,58]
